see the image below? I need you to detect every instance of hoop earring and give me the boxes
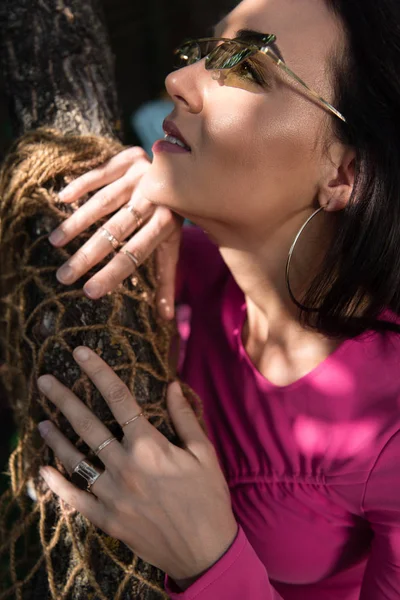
[285,206,326,312]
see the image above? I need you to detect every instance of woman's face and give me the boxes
[139,0,345,239]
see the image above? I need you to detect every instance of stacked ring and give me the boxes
[122,411,146,428]
[125,205,144,229]
[100,226,120,250]
[94,436,118,456]
[122,249,140,268]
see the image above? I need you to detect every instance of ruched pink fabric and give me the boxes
[164,227,400,599]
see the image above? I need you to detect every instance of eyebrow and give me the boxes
[235,28,285,62]
[212,24,285,63]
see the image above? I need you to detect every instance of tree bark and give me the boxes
[0,2,194,599]
[0,0,120,138]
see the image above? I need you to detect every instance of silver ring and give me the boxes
[121,411,146,428]
[125,205,143,229]
[121,249,140,268]
[72,459,102,493]
[100,226,120,250]
[94,436,118,456]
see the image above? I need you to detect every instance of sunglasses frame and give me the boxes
[174,35,347,124]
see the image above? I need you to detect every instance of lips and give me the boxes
[162,119,191,151]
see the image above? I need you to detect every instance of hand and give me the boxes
[37,347,238,583]
[49,147,183,320]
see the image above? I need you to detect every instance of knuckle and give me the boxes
[110,222,124,241]
[76,416,93,435]
[75,248,91,270]
[76,173,94,191]
[110,459,126,482]
[65,491,80,509]
[133,437,162,468]
[107,382,129,405]
[98,194,113,212]
[90,364,106,379]
[128,146,148,161]
[106,267,123,289]
[154,208,174,235]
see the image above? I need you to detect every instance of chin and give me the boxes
[138,167,193,216]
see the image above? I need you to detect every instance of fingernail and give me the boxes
[37,375,53,392]
[38,421,52,437]
[84,281,104,299]
[159,298,172,319]
[164,304,172,318]
[169,381,183,396]
[56,264,74,284]
[73,346,91,362]
[49,229,65,245]
[58,189,70,202]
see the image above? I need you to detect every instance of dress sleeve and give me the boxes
[164,525,284,599]
[360,428,400,599]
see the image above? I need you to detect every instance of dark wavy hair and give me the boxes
[301,0,400,338]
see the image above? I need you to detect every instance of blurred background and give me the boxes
[0,0,237,488]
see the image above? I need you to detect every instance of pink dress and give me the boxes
[164,227,400,599]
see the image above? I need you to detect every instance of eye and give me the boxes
[232,59,271,88]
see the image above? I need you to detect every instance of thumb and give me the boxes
[167,382,208,454]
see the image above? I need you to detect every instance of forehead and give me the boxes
[216,0,343,86]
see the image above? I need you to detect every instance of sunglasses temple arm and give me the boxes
[264,49,347,123]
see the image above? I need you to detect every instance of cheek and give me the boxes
[139,94,323,222]
[203,95,321,201]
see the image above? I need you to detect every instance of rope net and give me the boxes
[0,129,204,600]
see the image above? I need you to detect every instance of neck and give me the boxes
[199,212,342,386]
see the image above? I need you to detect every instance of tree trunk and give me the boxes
[0,0,120,138]
[0,2,200,599]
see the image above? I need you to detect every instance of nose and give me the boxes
[165,62,205,114]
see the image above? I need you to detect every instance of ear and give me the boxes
[319,146,356,212]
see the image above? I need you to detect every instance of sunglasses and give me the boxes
[174,34,347,124]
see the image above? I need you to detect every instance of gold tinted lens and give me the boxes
[173,41,201,69]
[206,41,257,70]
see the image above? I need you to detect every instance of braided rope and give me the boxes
[0,129,204,600]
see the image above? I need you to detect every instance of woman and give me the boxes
[36,0,400,598]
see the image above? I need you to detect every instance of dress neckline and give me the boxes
[226,276,363,393]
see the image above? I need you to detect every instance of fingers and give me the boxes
[166,383,212,461]
[55,193,153,286]
[83,206,179,299]
[38,420,87,473]
[69,347,146,430]
[38,421,108,498]
[58,147,149,204]
[37,371,126,470]
[50,158,150,248]
[39,465,109,531]
[155,224,182,320]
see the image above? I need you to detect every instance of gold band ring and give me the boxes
[72,459,102,493]
[94,436,118,456]
[122,249,140,268]
[125,205,144,229]
[100,226,120,250]
[121,411,146,429]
